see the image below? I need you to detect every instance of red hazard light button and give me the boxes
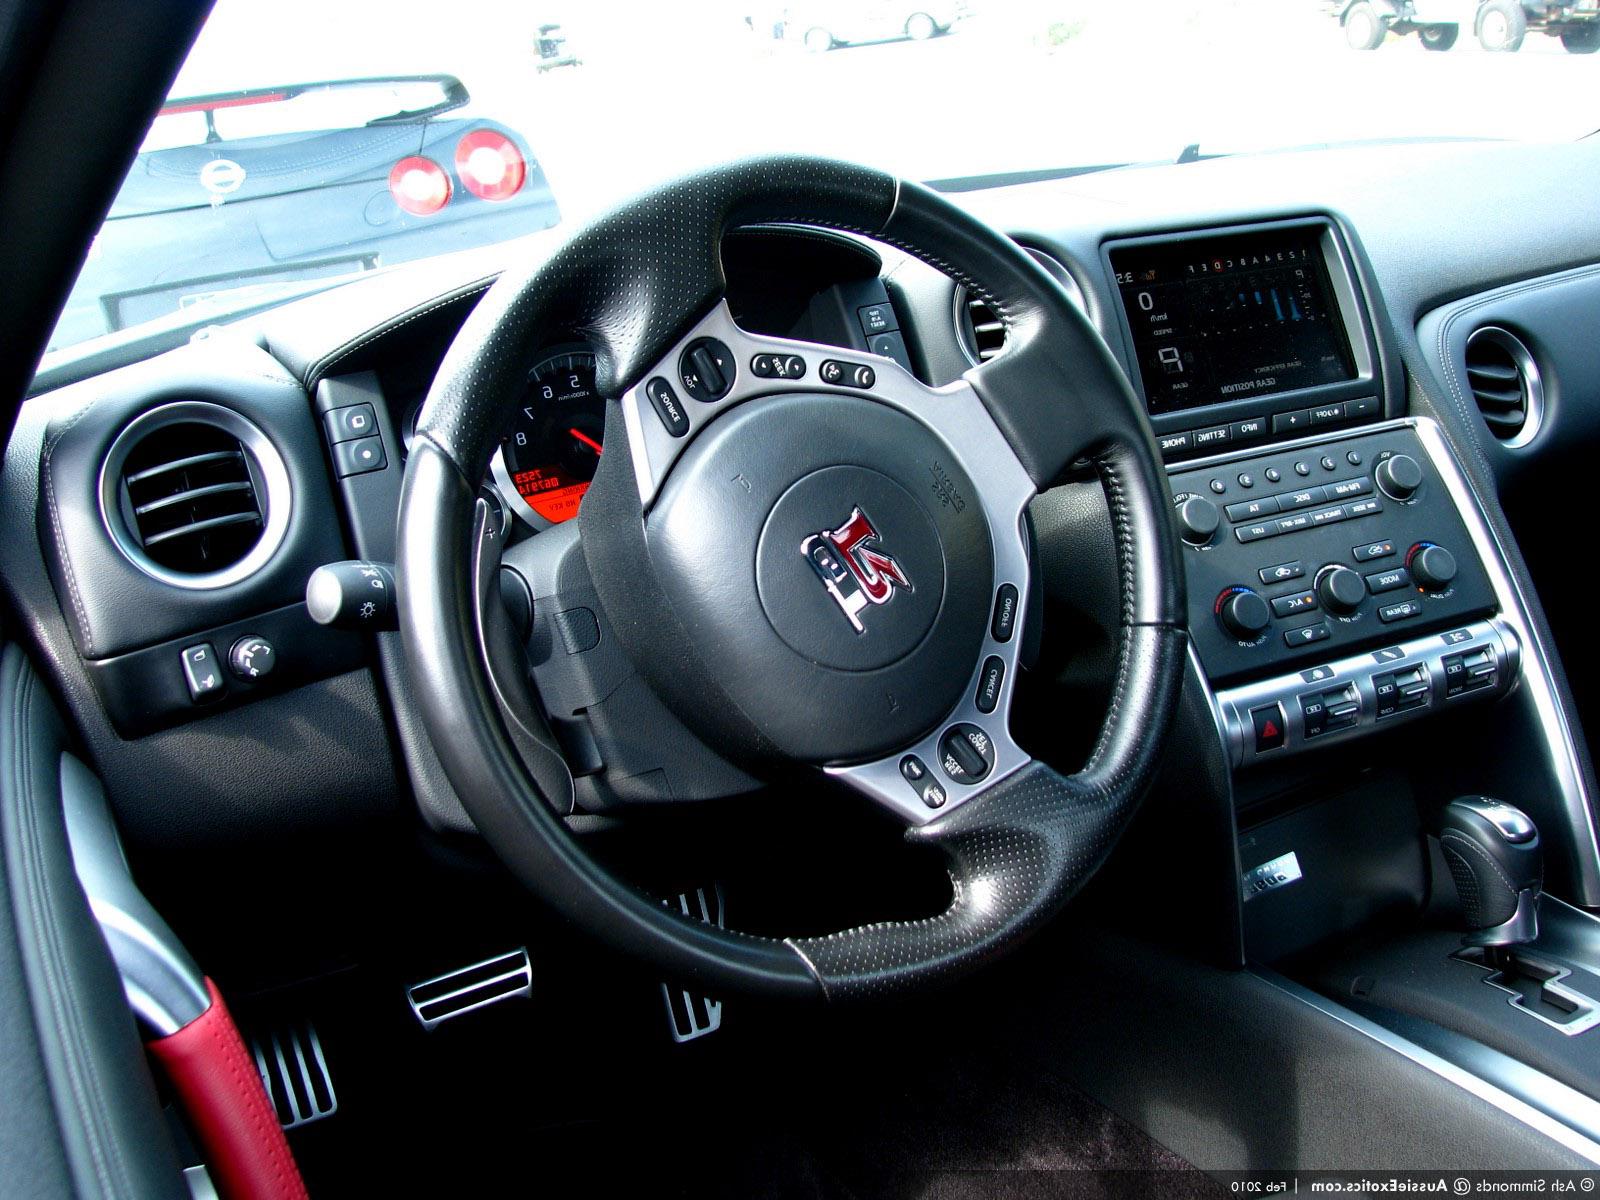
[1250,703,1286,753]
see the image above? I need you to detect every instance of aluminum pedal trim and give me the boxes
[661,887,724,1043]
[250,1022,337,1130]
[406,947,532,1031]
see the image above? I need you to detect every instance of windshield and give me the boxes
[48,0,1600,354]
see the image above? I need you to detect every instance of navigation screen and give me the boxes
[1110,229,1355,416]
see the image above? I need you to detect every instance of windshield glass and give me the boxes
[48,0,1600,354]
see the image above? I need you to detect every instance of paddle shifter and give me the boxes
[1437,797,1542,949]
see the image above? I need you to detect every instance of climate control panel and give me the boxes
[1170,426,1497,684]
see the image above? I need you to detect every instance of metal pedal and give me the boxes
[249,1021,337,1130]
[406,947,532,1031]
[661,885,724,1043]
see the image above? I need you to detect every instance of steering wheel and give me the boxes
[397,157,1186,1001]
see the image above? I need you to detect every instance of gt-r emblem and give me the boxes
[800,507,912,633]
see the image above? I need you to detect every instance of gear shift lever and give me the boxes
[1437,797,1542,949]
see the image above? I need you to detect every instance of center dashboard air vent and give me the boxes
[1464,326,1543,448]
[101,401,292,588]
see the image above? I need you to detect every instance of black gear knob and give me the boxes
[1437,797,1541,947]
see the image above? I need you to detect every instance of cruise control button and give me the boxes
[180,643,224,703]
[1272,591,1319,618]
[644,377,689,437]
[975,656,1005,714]
[1365,567,1410,594]
[1251,703,1286,753]
[1353,539,1396,562]
[1259,560,1305,585]
[920,780,947,809]
[900,755,928,784]
[991,584,1019,643]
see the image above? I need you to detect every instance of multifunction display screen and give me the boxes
[1110,229,1356,416]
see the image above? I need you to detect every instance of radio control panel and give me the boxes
[1170,425,1497,685]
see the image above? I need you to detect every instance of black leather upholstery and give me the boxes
[0,643,186,1200]
[399,155,1187,997]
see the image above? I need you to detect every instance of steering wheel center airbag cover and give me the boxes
[645,391,990,763]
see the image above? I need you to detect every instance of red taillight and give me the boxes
[388,156,451,216]
[453,130,526,202]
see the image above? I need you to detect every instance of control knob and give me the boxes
[1217,587,1271,640]
[1408,543,1458,592]
[1315,564,1366,615]
[1375,454,1423,501]
[1176,496,1220,546]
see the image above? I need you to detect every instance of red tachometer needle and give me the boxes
[568,427,602,456]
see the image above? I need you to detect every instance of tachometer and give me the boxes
[500,348,603,524]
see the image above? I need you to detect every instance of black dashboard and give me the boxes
[6,135,1600,875]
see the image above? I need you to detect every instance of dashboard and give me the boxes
[6,134,1600,863]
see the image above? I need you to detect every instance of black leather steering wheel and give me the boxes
[397,156,1187,1001]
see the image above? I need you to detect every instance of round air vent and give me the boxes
[1464,326,1544,448]
[955,247,1088,365]
[99,401,292,589]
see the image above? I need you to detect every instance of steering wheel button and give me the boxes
[781,355,806,379]
[751,354,775,377]
[939,723,995,783]
[678,337,734,401]
[899,755,928,784]
[644,377,689,437]
[991,584,1019,642]
[921,780,948,810]
[976,656,1005,714]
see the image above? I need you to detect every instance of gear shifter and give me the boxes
[1437,797,1542,949]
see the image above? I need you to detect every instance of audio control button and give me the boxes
[1226,496,1279,522]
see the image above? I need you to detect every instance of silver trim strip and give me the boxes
[1254,968,1600,1164]
[406,948,533,1031]
[60,753,209,1035]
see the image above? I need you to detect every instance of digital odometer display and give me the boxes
[501,349,604,524]
[1111,229,1355,416]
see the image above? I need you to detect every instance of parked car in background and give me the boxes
[50,74,560,350]
[1340,0,1600,51]
[780,1,971,52]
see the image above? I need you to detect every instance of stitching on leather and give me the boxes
[200,990,304,1197]
[1440,829,1519,894]
[40,403,97,657]
[307,279,495,386]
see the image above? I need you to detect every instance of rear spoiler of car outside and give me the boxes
[158,74,471,127]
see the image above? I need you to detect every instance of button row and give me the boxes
[750,353,806,380]
[1235,496,1382,543]
[1224,476,1370,523]
[1270,396,1379,437]
[1159,414,1267,457]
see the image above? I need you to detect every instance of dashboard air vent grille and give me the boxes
[118,422,264,574]
[1464,327,1542,447]
[961,293,1007,362]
